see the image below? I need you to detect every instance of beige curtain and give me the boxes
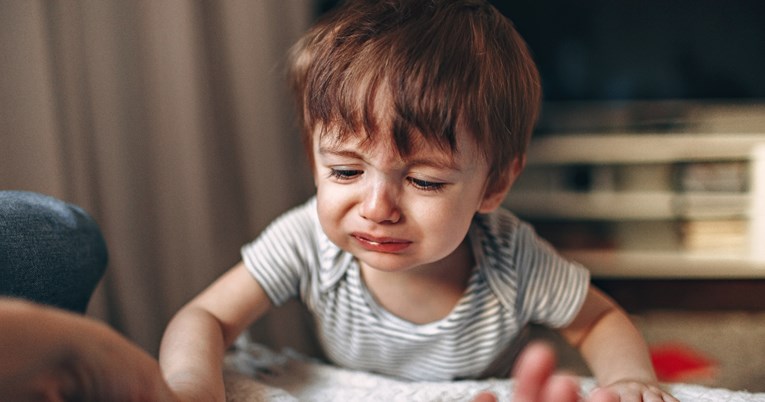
[0,0,318,355]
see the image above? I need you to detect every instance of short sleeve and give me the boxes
[475,209,590,329]
[240,199,318,306]
[513,221,590,328]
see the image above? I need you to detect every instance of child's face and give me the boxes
[312,124,505,274]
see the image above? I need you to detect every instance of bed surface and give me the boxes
[224,343,765,402]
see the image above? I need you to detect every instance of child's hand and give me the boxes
[472,342,619,402]
[593,380,679,402]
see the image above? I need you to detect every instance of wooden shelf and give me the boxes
[505,132,765,279]
[565,249,765,279]
[505,191,751,220]
[526,133,765,165]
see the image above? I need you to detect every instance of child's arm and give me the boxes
[559,286,678,401]
[159,262,272,402]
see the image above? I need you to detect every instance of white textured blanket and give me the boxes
[224,343,765,402]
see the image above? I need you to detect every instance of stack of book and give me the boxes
[504,134,765,260]
[673,161,750,254]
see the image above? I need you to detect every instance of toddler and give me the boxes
[160,1,676,401]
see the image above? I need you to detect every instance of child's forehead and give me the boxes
[315,122,481,165]
[309,80,489,163]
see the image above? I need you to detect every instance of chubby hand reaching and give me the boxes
[473,342,618,402]
[473,342,678,402]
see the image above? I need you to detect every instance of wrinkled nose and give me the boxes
[359,182,401,224]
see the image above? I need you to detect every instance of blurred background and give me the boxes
[2,0,765,390]
[0,0,317,354]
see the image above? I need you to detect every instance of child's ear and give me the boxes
[478,156,526,213]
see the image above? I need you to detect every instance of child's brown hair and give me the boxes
[288,0,541,192]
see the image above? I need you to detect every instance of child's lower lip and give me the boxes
[352,234,411,253]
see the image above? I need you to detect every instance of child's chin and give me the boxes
[356,254,418,273]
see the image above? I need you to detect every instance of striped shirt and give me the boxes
[241,197,589,381]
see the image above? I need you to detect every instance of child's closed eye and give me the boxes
[328,168,362,181]
[407,177,446,192]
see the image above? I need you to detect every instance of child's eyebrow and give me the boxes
[317,146,364,161]
[406,157,462,172]
[318,144,462,172]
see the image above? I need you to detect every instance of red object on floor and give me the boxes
[650,342,718,382]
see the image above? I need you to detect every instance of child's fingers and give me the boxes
[540,375,580,402]
[511,342,560,402]
[588,387,620,402]
[471,390,498,402]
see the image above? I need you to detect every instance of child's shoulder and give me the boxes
[472,206,556,268]
[473,205,527,242]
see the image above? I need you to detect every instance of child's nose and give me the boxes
[359,182,401,224]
